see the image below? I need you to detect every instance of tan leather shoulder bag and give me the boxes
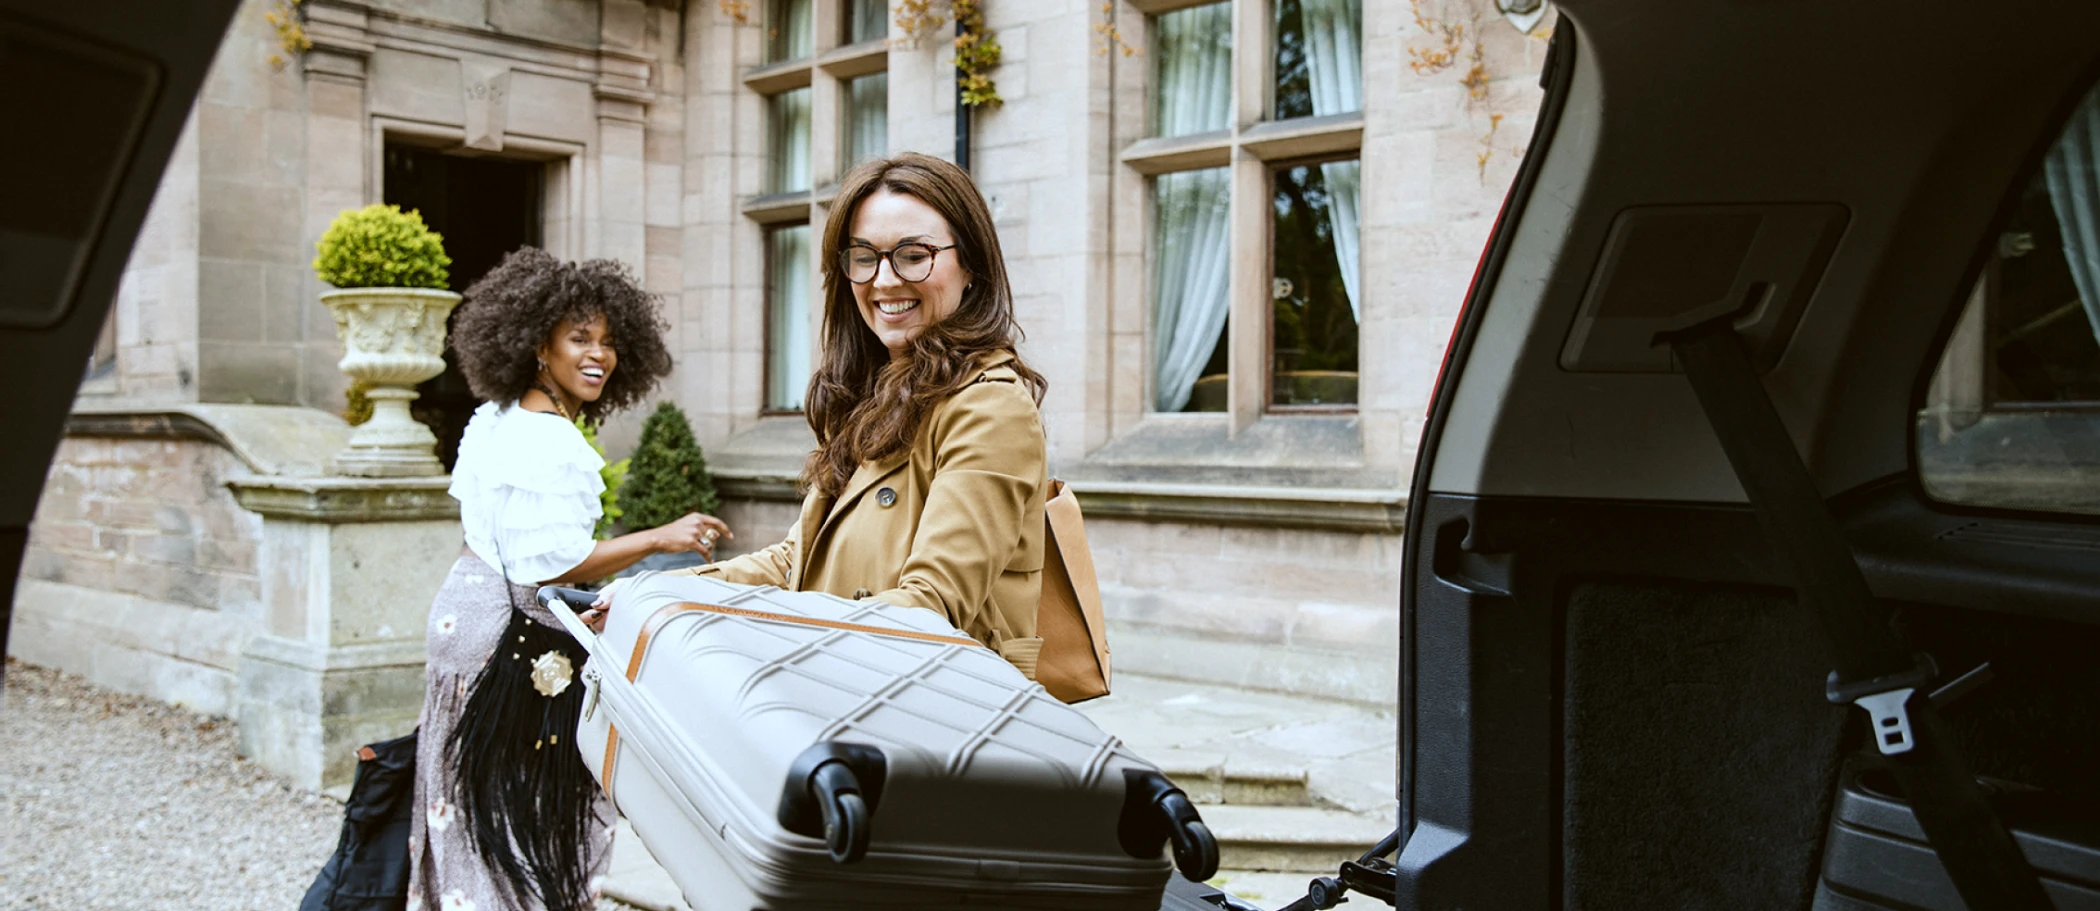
[1035,479,1112,703]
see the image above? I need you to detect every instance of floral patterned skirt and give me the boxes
[407,554,614,911]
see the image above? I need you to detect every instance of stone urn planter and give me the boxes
[322,287,461,477]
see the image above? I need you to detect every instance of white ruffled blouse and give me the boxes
[448,401,605,586]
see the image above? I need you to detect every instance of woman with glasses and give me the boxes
[630,151,1052,679]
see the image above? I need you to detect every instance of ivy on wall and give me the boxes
[1094,1,1138,57]
[1406,0,1552,180]
[264,0,311,71]
[895,0,1004,108]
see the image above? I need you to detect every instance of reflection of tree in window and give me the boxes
[1274,0,1313,119]
[1992,174,2100,405]
[1275,0,1361,121]
[1272,162,1358,407]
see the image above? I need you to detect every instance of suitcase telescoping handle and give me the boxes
[1120,770,1220,881]
[538,587,600,627]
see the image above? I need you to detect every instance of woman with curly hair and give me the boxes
[626,152,1051,678]
[409,248,730,911]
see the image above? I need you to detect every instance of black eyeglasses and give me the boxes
[838,242,957,284]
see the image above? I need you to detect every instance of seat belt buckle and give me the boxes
[1826,655,1936,756]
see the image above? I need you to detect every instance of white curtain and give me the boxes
[768,225,811,411]
[2044,88,2100,342]
[771,0,814,61]
[1300,0,1363,318]
[847,72,889,168]
[1154,169,1233,412]
[1153,2,1232,138]
[769,87,811,193]
[848,0,885,44]
[1150,3,1234,413]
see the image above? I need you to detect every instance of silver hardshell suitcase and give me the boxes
[539,573,1216,910]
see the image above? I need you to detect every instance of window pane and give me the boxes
[768,0,814,62]
[768,87,812,193]
[845,72,888,168]
[1152,167,1231,412]
[83,305,115,386]
[1919,82,2100,514]
[1274,0,1361,121]
[847,0,886,44]
[1271,160,1359,408]
[767,224,812,411]
[1152,2,1231,138]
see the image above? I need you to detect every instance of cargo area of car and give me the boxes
[1397,2,2100,908]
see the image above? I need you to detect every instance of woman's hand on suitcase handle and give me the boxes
[652,513,733,560]
[586,579,624,632]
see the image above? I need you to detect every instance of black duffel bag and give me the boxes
[301,730,418,911]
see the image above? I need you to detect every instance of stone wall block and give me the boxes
[30,521,95,553]
[1105,587,1293,641]
[1216,525,1384,569]
[326,520,461,644]
[1284,600,1399,651]
[199,182,305,262]
[1085,516,1222,557]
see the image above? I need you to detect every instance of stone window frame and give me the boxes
[366,119,586,262]
[1123,0,1364,429]
[1086,0,1397,499]
[742,0,890,415]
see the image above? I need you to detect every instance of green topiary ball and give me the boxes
[312,203,453,289]
[618,402,720,533]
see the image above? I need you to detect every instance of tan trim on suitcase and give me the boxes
[602,724,620,803]
[628,601,982,682]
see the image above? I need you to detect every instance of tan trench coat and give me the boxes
[676,351,1049,678]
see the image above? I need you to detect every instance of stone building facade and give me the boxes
[22,0,1551,721]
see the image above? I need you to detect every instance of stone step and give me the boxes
[1198,804,1396,874]
[1156,756,1313,807]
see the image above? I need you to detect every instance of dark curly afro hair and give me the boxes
[450,247,674,423]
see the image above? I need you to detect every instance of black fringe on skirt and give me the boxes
[445,607,599,911]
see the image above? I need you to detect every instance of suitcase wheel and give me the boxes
[778,742,888,865]
[1168,817,1219,884]
[1118,769,1221,881]
[821,789,870,864]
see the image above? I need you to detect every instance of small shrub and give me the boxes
[618,402,720,532]
[312,204,452,289]
[344,379,374,426]
[575,417,630,540]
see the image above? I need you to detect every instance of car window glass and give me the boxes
[1919,81,2100,514]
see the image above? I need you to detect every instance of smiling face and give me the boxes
[847,188,972,357]
[537,312,618,407]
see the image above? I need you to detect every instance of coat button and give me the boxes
[853,588,871,599]
[876,487,897,507]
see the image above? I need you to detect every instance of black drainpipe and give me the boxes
[953,17,971,172]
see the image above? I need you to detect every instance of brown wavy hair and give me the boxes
[801,153,1047,497]
[449,247,674,423]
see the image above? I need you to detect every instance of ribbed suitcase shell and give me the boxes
[550,572,1177,910]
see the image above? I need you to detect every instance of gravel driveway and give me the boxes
[0,659,634,911]
[0,659,341,909]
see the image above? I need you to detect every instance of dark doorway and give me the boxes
[383,143,543,471]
